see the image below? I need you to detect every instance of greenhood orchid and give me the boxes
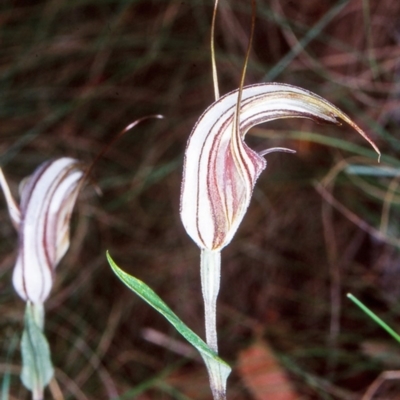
[180,82,380,252]
[179,82,380,400]
[0,157,84,304]
[0,157,84,399]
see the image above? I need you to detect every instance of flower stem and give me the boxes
[200,249,221,353]
[201,249,226,399]
[32,387,43,400]
[32,302,45,330]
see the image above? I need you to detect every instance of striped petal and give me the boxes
[10,158,84,303]
[180,83,380,251]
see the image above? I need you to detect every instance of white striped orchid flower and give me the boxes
[0,157,84,304]
[180,83,380,252]
[179,83,380,400]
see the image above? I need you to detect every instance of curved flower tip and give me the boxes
[180,83,380,251]
[0,158,84,303]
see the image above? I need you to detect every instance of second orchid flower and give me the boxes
[0,157,84,400]
[0,157,84,304]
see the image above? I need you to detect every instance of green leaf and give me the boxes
[20,303,54,399]
[347,293,400,344]
[106,252,231,398]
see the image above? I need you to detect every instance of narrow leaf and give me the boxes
[347,293,400,343]
[106,252,231,398]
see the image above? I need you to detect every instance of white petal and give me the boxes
[12,253,53,304]
[14,158,83,303]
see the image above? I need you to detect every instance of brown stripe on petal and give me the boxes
[41,162,74,273]
[196,134,208,249]
[240,109,340,134]
[18,230,28,300]
[19,160,52,212]
[19,160,54,302]
[42,163,76,269]
[208,116,228,249]
[53,173,82,264]
[16,158,82,303]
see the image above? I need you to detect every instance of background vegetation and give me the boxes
[1,0,400,398]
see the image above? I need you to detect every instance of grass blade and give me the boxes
[347,293,400,344]
[106,251,231,399]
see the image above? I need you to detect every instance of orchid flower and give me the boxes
[180,82,380,399]
[0,157,84,304]
[0,157,84,400]
[180,83,380,253]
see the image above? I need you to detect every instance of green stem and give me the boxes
[32,387,43,400]
[200,249,221,353]
[200,249,226,400]
[32,302,45,331]
[32,303,45,400]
